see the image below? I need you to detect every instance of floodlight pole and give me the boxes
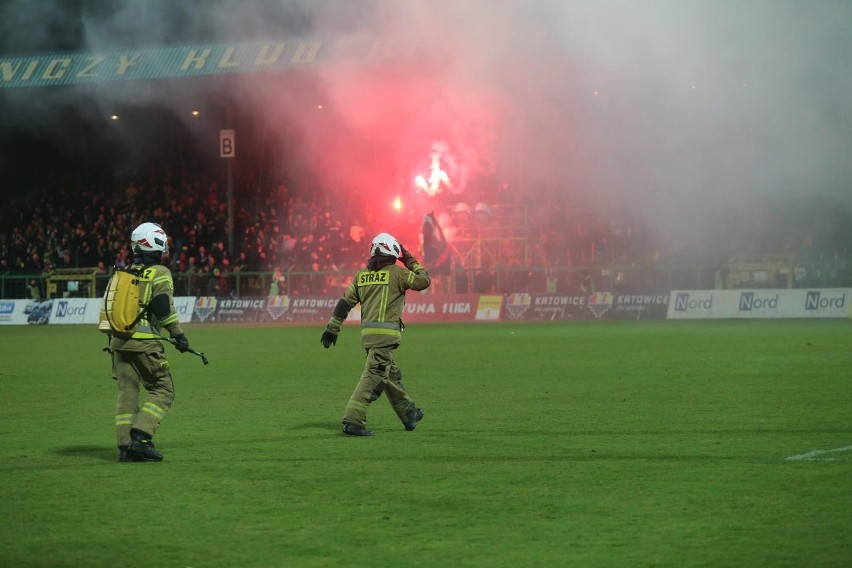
[226,104,234,260]
[227,156,234,258]
[220,105,236,260]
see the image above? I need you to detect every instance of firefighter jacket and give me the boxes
[110,263,184,352]
[329,257,431,348]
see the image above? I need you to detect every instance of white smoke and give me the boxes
[2,0,850,256]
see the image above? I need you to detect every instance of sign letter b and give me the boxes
[220,130,235,158]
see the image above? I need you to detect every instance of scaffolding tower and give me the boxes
[441,203,537,292]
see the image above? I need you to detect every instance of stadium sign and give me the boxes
[49,298,99,324]
[503,293,668,321]
[667,289,852,319]
[173,297,196,323]
[0,37,405,88]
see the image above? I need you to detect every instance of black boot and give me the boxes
[342,423,374,437]
[404,404,424,431]
[127,429,164,462]
[118,445,137,462]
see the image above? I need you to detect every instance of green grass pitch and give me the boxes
[1,320,850,567]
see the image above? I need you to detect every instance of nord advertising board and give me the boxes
[667,289,851,319]
[50,298,100,324]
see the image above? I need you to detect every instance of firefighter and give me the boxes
[321,232,431,436]
[110,222,190,461]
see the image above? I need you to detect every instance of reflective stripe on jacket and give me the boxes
[338,263,430,348]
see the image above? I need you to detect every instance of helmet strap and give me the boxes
[132,248,163,266]
[367,254,397,271]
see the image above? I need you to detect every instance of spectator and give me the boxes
[207,268,229,297]
[579,273,595,295]
[269,266,285,296]
[28,279,42,300]
[182,256,201,296]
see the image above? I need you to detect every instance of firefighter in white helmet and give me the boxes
[321,232,431,436]
[109,222,190,462]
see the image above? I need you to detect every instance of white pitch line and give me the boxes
[786,445,852,461]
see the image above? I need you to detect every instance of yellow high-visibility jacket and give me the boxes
[330,258,430,348]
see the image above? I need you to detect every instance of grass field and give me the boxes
[1,320,850,567]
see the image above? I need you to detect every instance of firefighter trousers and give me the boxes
[343,345,414,428]
[112,347,175,447]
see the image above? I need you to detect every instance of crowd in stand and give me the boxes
[0,172,382,297]
[2,170,851,298]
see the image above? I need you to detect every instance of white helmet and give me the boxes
[369,232,402,258]
[131,222,169,253]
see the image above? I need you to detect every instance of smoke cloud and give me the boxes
[2,0,850,258]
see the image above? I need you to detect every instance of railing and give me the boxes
[3,258,850,300]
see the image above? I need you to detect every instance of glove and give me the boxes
[173,334,190,353]
[320,329,338,348]
[400,245,418,269]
